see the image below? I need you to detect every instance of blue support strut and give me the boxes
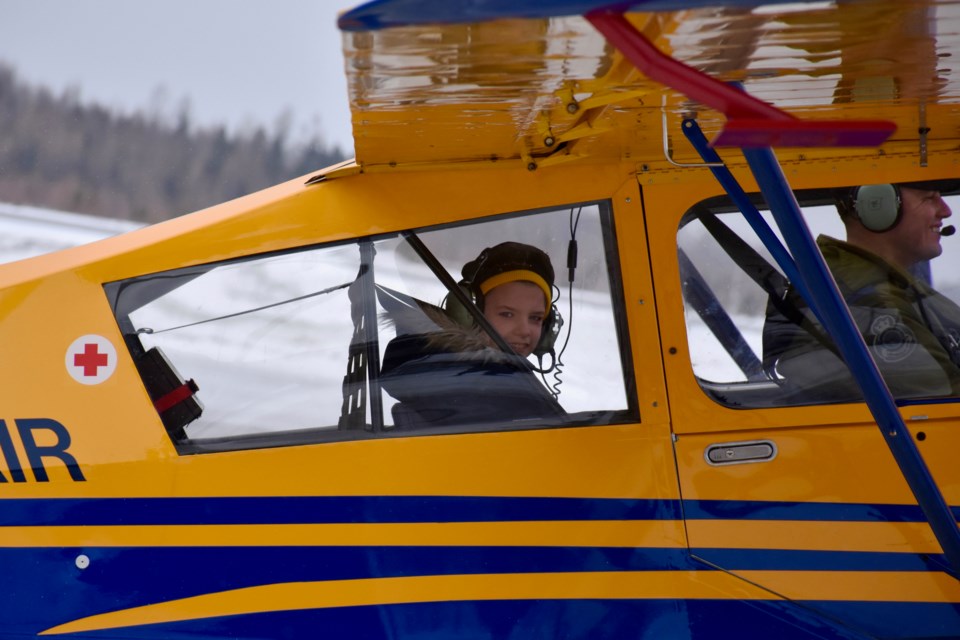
[742,146,960,577]
[680,118,822,323]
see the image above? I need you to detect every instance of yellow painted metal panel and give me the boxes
[675,424,960,505]
[612,178,672,426]
[0,159,672,505]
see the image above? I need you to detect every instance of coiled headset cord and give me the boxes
[541,206,581,398]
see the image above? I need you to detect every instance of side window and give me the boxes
[678,194,960,408]
[677,204,784,401]
[106,201,637,451]
[109,244,362,443]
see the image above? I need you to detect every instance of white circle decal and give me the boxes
[66,334,117,385]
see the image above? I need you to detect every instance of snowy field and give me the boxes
[0,202,141,264]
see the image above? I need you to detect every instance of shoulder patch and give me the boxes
[869,314,917,363]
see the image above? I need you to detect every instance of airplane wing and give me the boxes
[337,0,960,170]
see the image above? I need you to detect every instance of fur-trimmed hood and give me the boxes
[378,300,565,429]
[382,303,518,365]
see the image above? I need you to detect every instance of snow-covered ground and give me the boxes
[0,202,141,264]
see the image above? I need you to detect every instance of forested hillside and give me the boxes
[0,64,348,223]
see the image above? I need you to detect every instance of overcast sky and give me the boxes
[0,0,361,154]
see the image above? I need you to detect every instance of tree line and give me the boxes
[0,63,348,223]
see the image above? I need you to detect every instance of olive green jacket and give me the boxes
[763,235,960,402]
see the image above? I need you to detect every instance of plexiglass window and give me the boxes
[106,201,637,452]
[678,192,960,408]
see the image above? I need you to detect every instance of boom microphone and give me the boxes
[941,225,956,237]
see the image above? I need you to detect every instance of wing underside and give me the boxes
[339,0,960,169]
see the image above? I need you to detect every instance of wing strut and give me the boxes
[682,116,960,580]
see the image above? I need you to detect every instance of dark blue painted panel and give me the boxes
[18,599,887,640]
[690,548,949,573]
[2,545,955,638]
[0,495,679,526]
[2,495,955,526]
[2,496,956,636]
[0,546,699,635]
[805,601,960,639]
[683,499,960,522]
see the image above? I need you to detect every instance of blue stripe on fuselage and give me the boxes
[0,495,678,526]
[0,496,955,526]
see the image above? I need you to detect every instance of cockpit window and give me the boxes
[678,192,960,408]
[106,201,637,452]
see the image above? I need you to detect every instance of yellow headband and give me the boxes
[478,269,552,307]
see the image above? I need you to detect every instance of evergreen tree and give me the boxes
[0,62,348,222]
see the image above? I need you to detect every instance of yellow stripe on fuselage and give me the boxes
[686,520,944,554]
[2,519,943,554]
[736,570,960,603]
[41,571,779,635]
[0,520,685,548]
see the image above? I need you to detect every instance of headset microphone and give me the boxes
[941,225,956,237]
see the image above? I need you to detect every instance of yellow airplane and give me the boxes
[2,0,960,637]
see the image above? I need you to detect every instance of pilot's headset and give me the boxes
[843,180,959,232]
[844,184,904,232]
[443,241,561,358]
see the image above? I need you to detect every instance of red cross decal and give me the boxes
[74,342,109,377]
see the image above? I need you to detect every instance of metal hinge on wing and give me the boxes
[522,86,653,168]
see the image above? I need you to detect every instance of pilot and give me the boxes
[763,180,960,401]
[380,242,565,428]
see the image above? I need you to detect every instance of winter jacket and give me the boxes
[380,305,565,429]
[763,235,960,402]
